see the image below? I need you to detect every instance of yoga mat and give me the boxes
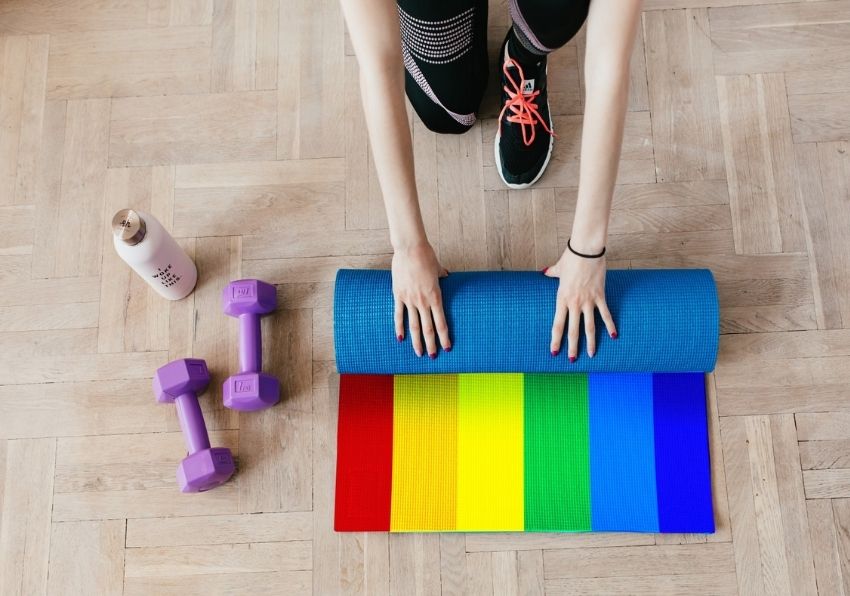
[334,372,714,533]
[333,269,718,533]
[334,269,719,374]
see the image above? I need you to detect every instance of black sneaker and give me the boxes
[495,33,555,189]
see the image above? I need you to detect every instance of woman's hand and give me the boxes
[392,242,451,358]
[544,249,617,360]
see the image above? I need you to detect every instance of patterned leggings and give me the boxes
[398,0,591,134]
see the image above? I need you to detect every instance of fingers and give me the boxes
[583,306,596,358]
[567,306,580,362]
[598,299,617,339]
[394,298,404,342]
[550,299,567,356]
[418,305,438,358]
[407,306,424,357]
[431,303,452,352]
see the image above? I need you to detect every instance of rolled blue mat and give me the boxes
[333,269,719,374]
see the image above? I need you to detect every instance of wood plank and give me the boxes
[465,532,654,552]
[804,469,850,499]
[832,499,850,595]
[800,440,850,471]
[2,351,167,385]
[544,543,734,579]
[0,35,47,206]
[806,499,847,596]
[0,0,148,34]
[109,91,277,166]
[124,541,311,577]
[710,0,850,75]
[191,236,241,431]
[125,571,310,596]
[238,308,313,513]
[789,93,850,144]
[52,431,239,521]
[716,73,804,254]
[127,511,311,547]
[644,8,725,182]
[47,27,210,99]
[439,127,487,270]
[212,0,278,92]
[440,534,468,596]
[797,412,850,441]
[47,520,125,596]
[312,364,340,596]
[277,0,344,159]
[0,438,55,596]
[0,301,98,332]
[546,573,739,595]
[796,142,850,329]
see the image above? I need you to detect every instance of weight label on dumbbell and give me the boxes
[235,379,255,393]
[232,284,255,299]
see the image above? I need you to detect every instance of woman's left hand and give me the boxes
[544,249,617,360]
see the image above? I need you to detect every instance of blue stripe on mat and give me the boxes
[589,373,659,532]
[653,373,715,533]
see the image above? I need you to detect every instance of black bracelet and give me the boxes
[567,238,606,259]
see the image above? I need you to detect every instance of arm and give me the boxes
[340,0,450,357]
[545,0,643,359]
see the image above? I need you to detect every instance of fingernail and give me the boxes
[551,349,559,357]
[445,346,452,352]
[611,331,618,339]
[541,267,549,274]
[397,335,403,342]
[429,352,436,359]
[569,355,577,363]
[589,351,595,358]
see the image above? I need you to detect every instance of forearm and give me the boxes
[571,69,630,252]
[570,0,642,253]
[359,65,427,250]
[340,0,427,251]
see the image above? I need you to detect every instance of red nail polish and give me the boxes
[569,355,576,363]
[429,353,436,359]
[445,346,452,352]
[551,349,559,356]
[542,267,549,274]
[611,331,618,339]
[397,335,403,342]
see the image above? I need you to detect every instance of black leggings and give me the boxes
[398,0,590,134]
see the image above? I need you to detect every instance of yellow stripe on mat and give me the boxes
[391,374,458,531]
[456,373,524,531]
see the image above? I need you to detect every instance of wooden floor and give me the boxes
[1,0,849,594]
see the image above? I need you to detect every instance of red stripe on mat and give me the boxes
[334,374,394,531]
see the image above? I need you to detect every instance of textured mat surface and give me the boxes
[334,269,717,533]
[334,269,719,374]
[335,372,714,533]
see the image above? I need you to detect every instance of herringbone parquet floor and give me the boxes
[1,0,849,594]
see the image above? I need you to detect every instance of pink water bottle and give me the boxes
[111,209,197,300]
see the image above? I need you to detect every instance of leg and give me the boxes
[509,0,590,62]
[397,0,488,134]
[494,0,590,188]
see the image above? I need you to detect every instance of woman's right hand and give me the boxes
[392,242,451,358]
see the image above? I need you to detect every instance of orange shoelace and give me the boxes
[498,58,555,147]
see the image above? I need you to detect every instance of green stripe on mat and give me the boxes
[523,374,591,531]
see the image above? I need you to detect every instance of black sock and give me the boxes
[507,27,545,68]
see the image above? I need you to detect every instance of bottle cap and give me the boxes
[112,209,147,246]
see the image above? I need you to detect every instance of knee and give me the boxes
[512,0,590,50]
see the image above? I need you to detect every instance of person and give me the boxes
[340,0,642,361]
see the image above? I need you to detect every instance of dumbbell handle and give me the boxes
[238,313,262,373]
[174,392,211,454]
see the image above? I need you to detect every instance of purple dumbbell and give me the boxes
[153,358,235,492]
[221,279,281,411]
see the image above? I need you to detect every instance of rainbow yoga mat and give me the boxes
[333,270,718,533]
